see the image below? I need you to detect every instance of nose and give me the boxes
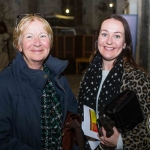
[106,36,113,45]
[33,37,41,47]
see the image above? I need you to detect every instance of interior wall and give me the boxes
[0,0,149,73]
[82,0,93,33]
[82,0,116,33]
[37,0,61,15]
[116,0,126,14]
[0,0,61,61]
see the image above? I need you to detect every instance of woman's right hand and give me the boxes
[99,126,120,148]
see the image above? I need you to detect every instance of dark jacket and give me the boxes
[0,52,78,150]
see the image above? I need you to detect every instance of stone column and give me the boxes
[139,0,150,73]
[116,0,126,14]
[136,0,142,65]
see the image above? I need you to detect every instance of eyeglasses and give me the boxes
[16,13,45,26]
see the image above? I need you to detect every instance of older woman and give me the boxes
[0,14,78,149]
[78,14,150,150]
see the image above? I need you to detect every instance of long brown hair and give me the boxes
[90,14,147,73]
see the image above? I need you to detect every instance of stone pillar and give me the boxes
[136,0,142,65]
[37,0,61,15]
[116,0,126,14]
[139,0,150,73]
[83,0,116,33]
[82,0,93,33]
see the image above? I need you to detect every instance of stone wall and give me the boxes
[116,0,126,14]
[37,0,61,15]
[82,0,116,33]
[0,0,61,61]
[1,0,61,34]
[82,0,93,33]
[0,0,121,38]
[0,0,149,73]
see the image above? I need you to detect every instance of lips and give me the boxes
[32,50,43,52]
[104,46,114,50]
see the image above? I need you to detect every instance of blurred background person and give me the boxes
[0,21,10,71]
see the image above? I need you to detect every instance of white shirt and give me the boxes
[96,70,123,149]
[96,70,109,118]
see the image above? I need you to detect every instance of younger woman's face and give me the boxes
[98,18,126,62]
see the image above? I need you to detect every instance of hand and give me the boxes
[99,116,115,138]
[98,126,120,148]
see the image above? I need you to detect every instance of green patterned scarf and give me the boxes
[41,65,63,150]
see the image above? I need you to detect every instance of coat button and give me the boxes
[44,75,47,78]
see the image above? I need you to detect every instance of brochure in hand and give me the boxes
[82,105,100,150]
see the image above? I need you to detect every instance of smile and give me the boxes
[32,50,43,52]
[104,46,114,50]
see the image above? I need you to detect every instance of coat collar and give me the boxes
[12,52,68,90]
[45,55,68,77]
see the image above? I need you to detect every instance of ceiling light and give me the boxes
[109,3,114,7]
[65,9,70,14]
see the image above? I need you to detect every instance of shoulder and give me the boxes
[122,63,150,98]
[0,65,14,85]
[45,55,68,75]
[123,62,150,84]
[0,65,18,97]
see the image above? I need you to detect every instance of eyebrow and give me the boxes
[24,32,48,35]
[101,29,123,35]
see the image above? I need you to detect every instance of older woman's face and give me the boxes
[18,19,51,69]
[98,18,126,62]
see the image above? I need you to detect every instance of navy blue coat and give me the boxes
[0,52,78,150]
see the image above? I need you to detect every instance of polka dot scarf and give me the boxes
[78,53,123,118]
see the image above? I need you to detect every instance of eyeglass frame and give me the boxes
[16,13,45,26]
